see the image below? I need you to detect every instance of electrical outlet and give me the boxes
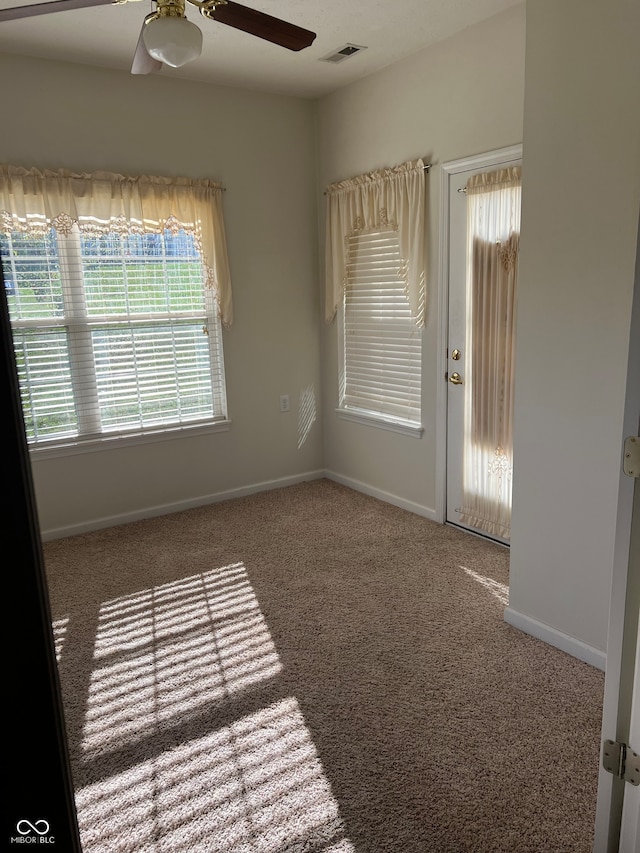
[279,394,290,413]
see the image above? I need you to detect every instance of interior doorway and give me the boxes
[439,146,522,545]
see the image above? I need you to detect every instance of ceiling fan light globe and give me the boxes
[142,16,203,68]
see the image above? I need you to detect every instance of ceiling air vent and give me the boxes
[321,44,367,63]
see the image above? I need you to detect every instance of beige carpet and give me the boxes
[43,478,605,853]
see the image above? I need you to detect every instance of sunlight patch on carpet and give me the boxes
[75,696,354,853]
[52,616,69,663]
[82,562,283,755]
[460,565,509,606]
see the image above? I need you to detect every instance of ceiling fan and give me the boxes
[0,0,317,74]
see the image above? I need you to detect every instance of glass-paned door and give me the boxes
[446,157,522,544]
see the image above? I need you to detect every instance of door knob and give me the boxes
[449,372,463,385]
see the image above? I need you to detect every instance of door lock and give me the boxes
[449,372,463,385]
[451,348,461,361]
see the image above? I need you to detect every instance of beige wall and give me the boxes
[508,0,640,655]
[316,3,526,514]
[0,53,322,536]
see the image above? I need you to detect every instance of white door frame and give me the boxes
[619,574,640,851]
[435,144,523,524]
[593,213,640,852]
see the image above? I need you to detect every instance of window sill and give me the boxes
[335,408,423,438]
[29,419,232,460]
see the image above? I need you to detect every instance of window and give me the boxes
[0,165,232,451]
[324,158,426,435]
[340,229,422,430]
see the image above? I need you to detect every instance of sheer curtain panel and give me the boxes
[459,166,521,540]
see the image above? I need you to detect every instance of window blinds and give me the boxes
[342,230,422,425]
[3,226,227,446]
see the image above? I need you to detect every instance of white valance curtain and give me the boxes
[324,158,426,325]
[459,166,521,541]
[0,165,233,326]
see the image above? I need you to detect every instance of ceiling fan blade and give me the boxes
[0,0,113,22]
[208,1,315,52]
[130,22,163,74]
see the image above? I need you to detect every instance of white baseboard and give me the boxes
[40,470,326,541]
[324,470,438,521]
[504,606,606,671]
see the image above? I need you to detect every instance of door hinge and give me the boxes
[623,436,640,477]
[603,740,640,785]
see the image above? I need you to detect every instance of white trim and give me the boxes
[40,469,325,541]
[335,407,424,438]
[30,419,232,460]
[439,145,523,177]
[435,164,450,524]
[594,216,640,852]
[436,144,523,527]
[41,468,438,541]
[504,606,607,671]
[324,469,437,520]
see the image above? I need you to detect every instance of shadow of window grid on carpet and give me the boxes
[53,562,354,853]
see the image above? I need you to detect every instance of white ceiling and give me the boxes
[0,0,521,98]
